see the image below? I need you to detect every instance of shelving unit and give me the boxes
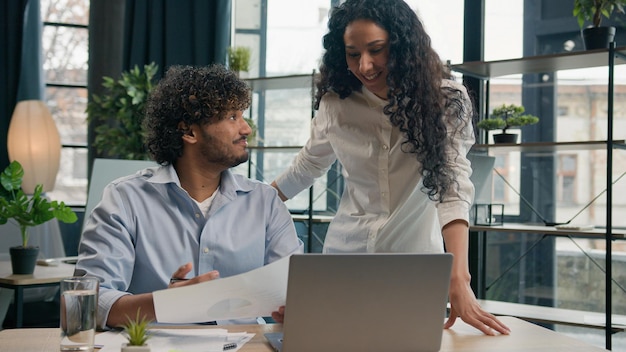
[470,223,625,239]
[452,44,626,349]
[245,72,333,252]
[472,140,626,153]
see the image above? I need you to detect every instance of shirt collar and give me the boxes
[147,164,253,197]
[360,86,388,109]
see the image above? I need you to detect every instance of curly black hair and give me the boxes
[316,0,471,202]
[144,64,251,165]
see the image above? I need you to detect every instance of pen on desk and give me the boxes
[169,277,189,284]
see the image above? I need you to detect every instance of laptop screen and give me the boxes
[270,253,453,352]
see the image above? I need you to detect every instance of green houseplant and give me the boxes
[244,117,260,146]
[0,161,77,274]
[121,308,152,352]
[226,47,257,142]
[477,104,539,144]
[573,0,626,49]
[227,46,251,77]
[86,63,159,160]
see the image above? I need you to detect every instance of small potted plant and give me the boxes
[227,46,252,77]
[573,0,626,49]
[0,161,77,274]
[121,308,152,352]
[477,104,539,144]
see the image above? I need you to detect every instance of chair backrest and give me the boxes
[83,158,157,230]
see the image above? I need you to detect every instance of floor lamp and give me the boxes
[7,100,61,194]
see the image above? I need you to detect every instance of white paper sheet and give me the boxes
[97,328,254,352]
[153,256,290,323]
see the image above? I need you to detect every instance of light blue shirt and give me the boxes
[76,165,303,328]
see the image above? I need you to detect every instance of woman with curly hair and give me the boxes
[271,0,509,335]
[77,64,302,328]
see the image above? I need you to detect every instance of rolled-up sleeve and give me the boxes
[437,81,476,228]
[274,100,337,199]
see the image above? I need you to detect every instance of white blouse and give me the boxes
[275,80,475,253]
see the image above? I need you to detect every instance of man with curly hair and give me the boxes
[76,64,303,329]
[271,0,509,336]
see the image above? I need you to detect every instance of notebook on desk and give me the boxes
[265,253,453,352]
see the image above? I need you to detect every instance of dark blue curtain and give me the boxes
[88,0,231,169]
[0,0,43,170]
[122,0,231,75]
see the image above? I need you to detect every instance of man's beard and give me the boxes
[199,131,249,168]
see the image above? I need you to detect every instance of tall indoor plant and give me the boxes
[0,161,77,274]
[477,104,539,144]
[86,63,158,160]
[573,0,626,49]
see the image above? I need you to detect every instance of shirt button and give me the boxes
[203,247,209,254]
[195,213,201,218]
[382,145,389,150]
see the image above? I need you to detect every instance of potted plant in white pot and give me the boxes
[573,0,626,50]
[121,309,152,352]
[0,161,77,274]
[477,104,539,144]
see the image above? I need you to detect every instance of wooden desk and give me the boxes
[476,299,626,332]
[0,316,609,351]
[0,261,74,327]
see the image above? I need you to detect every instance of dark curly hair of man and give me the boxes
[144,64,251,165]
[315,0,472,202]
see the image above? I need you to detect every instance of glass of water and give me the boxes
[60,276,99,351]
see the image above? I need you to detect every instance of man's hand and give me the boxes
[168,262,220,288]
[271,306,286,323]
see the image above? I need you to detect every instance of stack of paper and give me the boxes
[96,328,254,352]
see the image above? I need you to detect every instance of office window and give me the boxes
[41,0,90,206]
[492,154,512,204]
[557,154,577,204]
[406,0,464,64]
[233,0,465,214]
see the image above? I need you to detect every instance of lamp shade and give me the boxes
[7,100,61,194]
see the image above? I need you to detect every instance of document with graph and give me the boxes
[153,256,290,323]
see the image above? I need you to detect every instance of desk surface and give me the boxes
[0,261,75,286]
[0,316,608,351]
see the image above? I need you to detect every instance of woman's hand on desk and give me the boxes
[168,262,220,288]
[271,306,286,323]
[445,279,510,336]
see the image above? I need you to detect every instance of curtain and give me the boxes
[87,0,231,169]
[0,0,43,170]
[123,0,231,75]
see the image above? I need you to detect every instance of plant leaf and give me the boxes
[0,161,24,192]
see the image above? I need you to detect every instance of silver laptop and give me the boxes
[265,253,453,352]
